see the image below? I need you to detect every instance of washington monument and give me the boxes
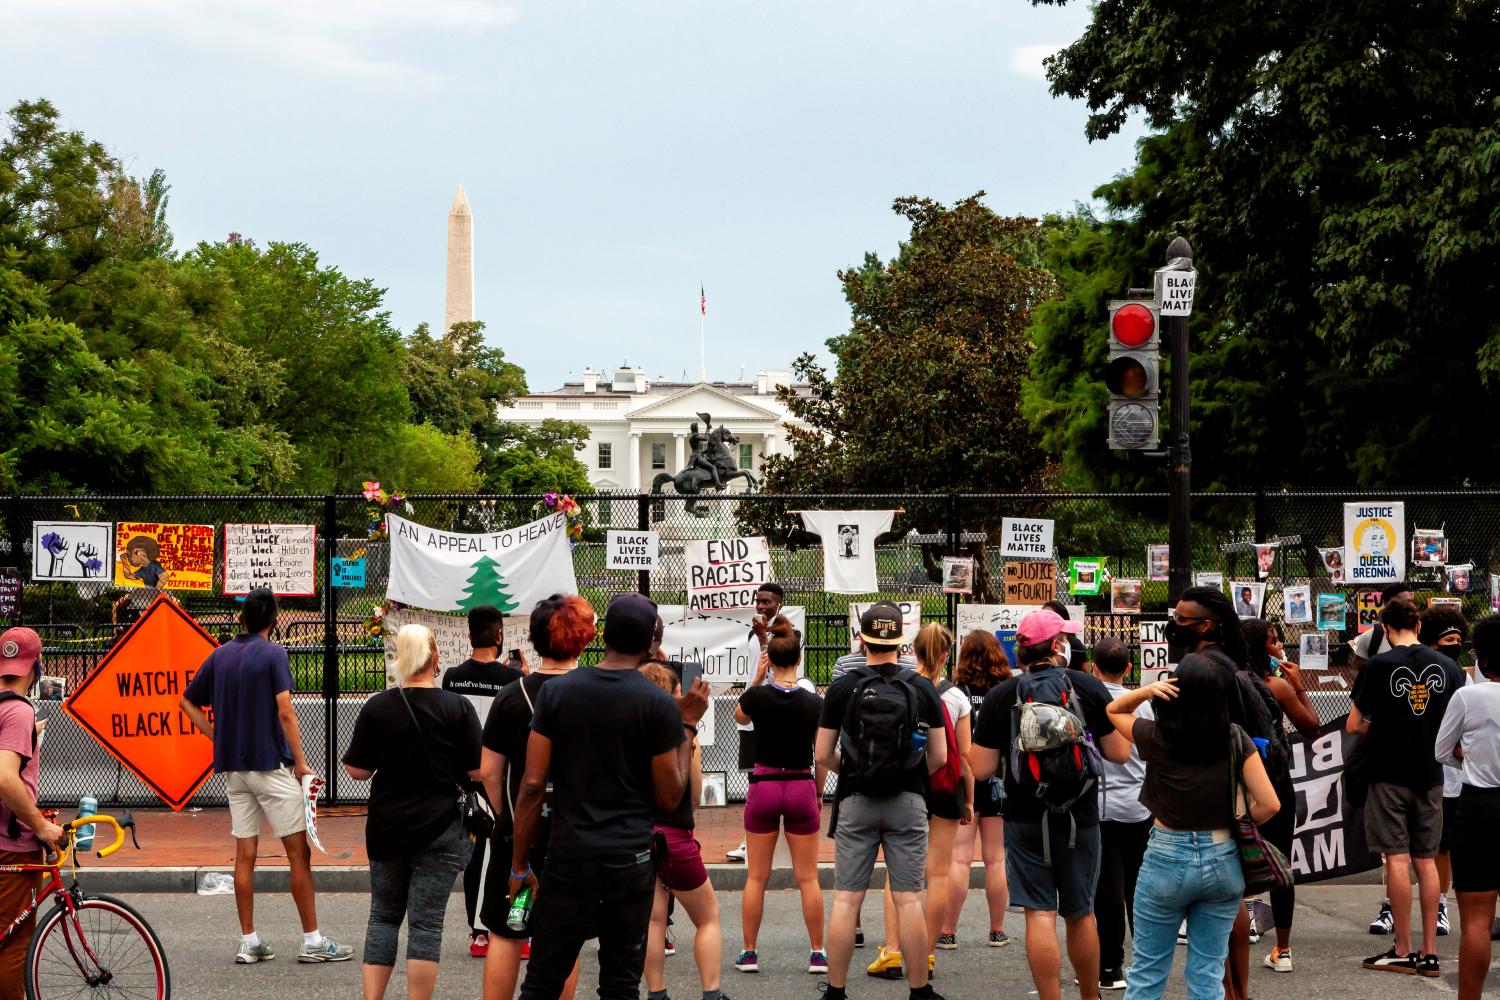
[445,184,474,333]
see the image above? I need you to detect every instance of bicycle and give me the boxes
[0,810,170,999]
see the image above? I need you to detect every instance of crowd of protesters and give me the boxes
[9,577,1500,1000]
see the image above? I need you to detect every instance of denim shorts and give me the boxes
[1004,818,1102,919]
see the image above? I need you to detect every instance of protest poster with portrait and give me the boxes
[1343,502,1405,584]
[1412,529,1448,567]
[943,556,975,595]
[1111,578,1143,614]
[1255,543,1278,580]
[1447,563,1475,594]
[1299,633,1329,669]
[1068,557,1105,596]
[113,522,215,592]
[1318,547,1346,584]
[1316,593,1348,631]
[1231,581,1265,619]
[1284,585,1312,625]
[1146,545,1169,582]
[1194,571,1225,591]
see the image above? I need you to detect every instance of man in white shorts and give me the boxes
[181,588,352,965]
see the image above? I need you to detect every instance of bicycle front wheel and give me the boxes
[25,893,170,999]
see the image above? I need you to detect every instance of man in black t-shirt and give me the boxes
[510,593,708,1000]
[439,604,521,955]
[815,602,947,1000]
[970,609,1130,1000]
[1349,597,1464,978]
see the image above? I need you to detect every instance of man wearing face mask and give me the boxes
[0,627,65,997]
[1043,601,1087,669]
[969,610,1132,1000]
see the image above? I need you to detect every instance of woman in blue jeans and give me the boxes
[1105,656,1280,1000]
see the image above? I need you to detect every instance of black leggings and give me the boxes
[1258,773,1296,931]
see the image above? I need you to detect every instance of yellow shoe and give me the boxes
[929,954,936,978]
[866,946,904,980]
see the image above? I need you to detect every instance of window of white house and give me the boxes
[597,443,612,469]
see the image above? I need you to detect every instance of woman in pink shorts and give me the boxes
[733,619,826,975]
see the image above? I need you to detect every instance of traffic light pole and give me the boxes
[1165,236,1194,603]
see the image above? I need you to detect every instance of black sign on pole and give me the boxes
[0,568,21,621]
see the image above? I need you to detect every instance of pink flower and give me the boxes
[362,481,382,501]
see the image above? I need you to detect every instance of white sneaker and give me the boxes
[1264,947,1293,973]
[236,940,275,964]
[297,936,354,963]
[725,842,747,862]
[1176,920,1188,946]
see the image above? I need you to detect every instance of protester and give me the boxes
[1422,603,1473,939]
[1435,614,1500,1000]
[1043,600,1088,670]
[969,608,1132,1000]
[1348,597,1466,977]
[342,623,481,1000]
[0,628,64,1000]
[733,618,825,975]
[179,589,352,966]
[1091,636,1152,992]
[728,584,787,863]
[509,593,708,1000]
[942,630,1012,950]
[479,595,592,1000]
[1241,618,1321,972]
[1104,660,1280,1000]
[442,604,524,959]
[816,602,948,1000]
[640,662,727,1000]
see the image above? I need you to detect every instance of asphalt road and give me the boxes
[116,885,1491,998]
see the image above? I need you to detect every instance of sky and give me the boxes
[5,1,1146,391]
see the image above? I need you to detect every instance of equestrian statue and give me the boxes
[651,412,758,518]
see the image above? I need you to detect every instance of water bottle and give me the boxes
[910,721,930,755]
[76,796,97,851]
[506,885,535,933]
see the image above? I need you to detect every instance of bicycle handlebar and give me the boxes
[58,810,138,861]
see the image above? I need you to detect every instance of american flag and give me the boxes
[700,283,706,316]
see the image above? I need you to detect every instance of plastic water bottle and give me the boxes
[76,796,97,851]
[506,886,535,933]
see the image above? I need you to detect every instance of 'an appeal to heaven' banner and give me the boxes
[385,512,578,614]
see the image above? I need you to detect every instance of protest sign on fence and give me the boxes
[684,537,772,613]
[848,601,922,656]
[32,522,114,581]
[1344,502,1405,584]
[607,530,659,570]
[386,512,577,614]
[113,522,215,591]
[1000,518,1054,558]
[656,605,807,686]
[224,523,316,596]
[1004,561,1056,604]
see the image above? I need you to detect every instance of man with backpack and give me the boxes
[969,609,1131,1000]
[816,602,947,1000]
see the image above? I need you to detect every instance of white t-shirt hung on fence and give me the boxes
[798,510,897,595]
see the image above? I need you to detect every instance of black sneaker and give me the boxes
[1099,967,1128,990]
[1418,953,1441,979]
[855,928,865,948]
[1363,948,1418,974]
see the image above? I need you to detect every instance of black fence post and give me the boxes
[321,494,340,800]
[946,492,961,643]
[637,494,652,597]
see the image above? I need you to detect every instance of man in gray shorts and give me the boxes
[815,602,946,1000]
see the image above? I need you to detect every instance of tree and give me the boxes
[1027,0,1500,488]
[458,555,517,612]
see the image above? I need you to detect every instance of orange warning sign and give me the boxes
[65,595,219,810]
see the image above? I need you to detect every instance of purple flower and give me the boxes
[41,532,65,556]
[543,491,559,508]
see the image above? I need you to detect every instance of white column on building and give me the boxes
[673,431,687,474]
[763,432,778,461]
[628,432,642,490]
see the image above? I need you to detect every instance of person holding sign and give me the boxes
[180,589,353,967]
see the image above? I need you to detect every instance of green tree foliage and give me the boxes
[1027,1,1500,488]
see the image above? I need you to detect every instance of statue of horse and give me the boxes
[650,423,758,518]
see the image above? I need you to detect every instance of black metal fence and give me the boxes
[5,489,1493,807]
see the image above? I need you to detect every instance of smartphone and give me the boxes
[507,649,522,667]
[680,660,703,692]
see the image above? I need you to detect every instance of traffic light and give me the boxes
[1106,299,1160,450]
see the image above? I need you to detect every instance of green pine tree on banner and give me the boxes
[457,555,518,612]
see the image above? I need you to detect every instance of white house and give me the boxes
[502,365,809,492]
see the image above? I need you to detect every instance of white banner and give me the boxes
[657,605,806,686]
[999,517,1055,558]
[848,601,922,656]
[1343,502,1405,584]
[386,512,577,614]
[683,537,772,613]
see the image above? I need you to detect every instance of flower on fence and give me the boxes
[362,482,411,541]
[364,603,386,638]
[533,493,585,549]
[362,481,384,502]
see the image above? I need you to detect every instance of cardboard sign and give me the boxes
[114,522,215,592]
[64,596,218,810]
[32,521,113,581]
[0,568,19,619]
[223,523,316,596]
[1344,502,1405,584]
[1004,560,1056,604]
[1000,518,1054,558]
[848,601,922,657]
[607,530,659,570]
[331,558,366,588]
[684,536,772,614]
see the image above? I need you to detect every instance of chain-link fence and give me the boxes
[4,489,1490,806]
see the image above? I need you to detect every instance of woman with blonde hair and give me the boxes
[343,623,483,1000]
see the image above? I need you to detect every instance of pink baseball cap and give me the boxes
[0,627,41,677]
[1016,609,1082,647]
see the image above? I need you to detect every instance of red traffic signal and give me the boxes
[1110,302,1156,348]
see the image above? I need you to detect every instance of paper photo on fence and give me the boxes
[1493,574,1500,613]
[1428,597,1463,610]
[1344,501,1405,584]
[1318,547,1346,584]
[223,523,316,597]
[1447,563,1475,594]
[1068,557,1105,596]
[1146,545,1169,582]
[31,522,113,582]
[699,771,727,808]
[1232,581,1265,619]
[385,512,578,614]
[114,522,215,592]
[1283,585,1312,625]
[37,676,66,701]
[1255,543,1277,580]
[1300,633,1330,670]
[1111,578,1143,614]
[1316,593,1348,631]
[942,556,974,594]
[1194,571,1225,591]
[1412,529,1448,567]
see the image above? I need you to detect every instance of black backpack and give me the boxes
[838,665,924,798]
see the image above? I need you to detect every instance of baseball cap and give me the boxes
[859,601,905,647]
[1016,609,1083,648]
[604,592,658,655]
[0,627,41,678]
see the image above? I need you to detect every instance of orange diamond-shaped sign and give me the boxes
[65,596,219,810]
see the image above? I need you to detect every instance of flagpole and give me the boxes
[699,282,707,382]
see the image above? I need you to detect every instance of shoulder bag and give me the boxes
[1227,724,1294,896]
[397,687,494,842]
